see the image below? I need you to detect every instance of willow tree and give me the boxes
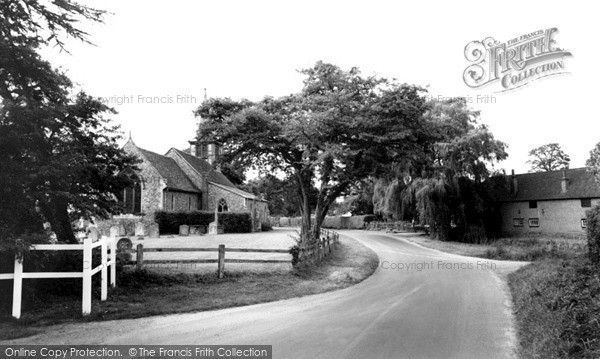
[372,98,508,242]
[195,62,429,244]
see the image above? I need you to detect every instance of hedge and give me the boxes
[268,214,376,229]
[155,211,252,234]
[587,204,600,266]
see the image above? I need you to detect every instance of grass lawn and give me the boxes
[0,231,378,341]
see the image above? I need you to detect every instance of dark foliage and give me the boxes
[586,204,600,266]
[154,211,252,234]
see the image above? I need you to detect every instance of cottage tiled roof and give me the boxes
[499,167,600,202]
[137,148,200,193]
[169,148,237,188]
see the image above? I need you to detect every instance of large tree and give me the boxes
[0,1,137,244]
[586,142,600,183]
[372,98,508,242]
[527,143,570,172]
[240,174,318,217]
[195,62,430,244]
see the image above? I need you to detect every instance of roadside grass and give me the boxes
[509,257,600,359]
[0,235,378,341]
[401,233,587,261]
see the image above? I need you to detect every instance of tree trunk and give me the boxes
[40,197,78,244]
[312,201,330,241]
[295,172,312,245]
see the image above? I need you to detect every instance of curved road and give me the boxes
[4,232,521,359]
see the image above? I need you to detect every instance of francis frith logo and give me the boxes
[463,28,572,92]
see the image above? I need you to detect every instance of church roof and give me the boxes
[124,139,266,201]
[498,167,600,202]
[136,147,200,193]
[169,148,236,187]
[169,148,266,201]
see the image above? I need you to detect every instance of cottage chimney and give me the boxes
[189,140,197,157]
[511,169,518,194]
[207,144,215,165]
[561,169,569,193]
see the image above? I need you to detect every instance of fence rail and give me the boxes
[0,235,117,319]
[126,244,292,278]
[295,228,340,264]
[366,221,429,234]
[126,228,341,274]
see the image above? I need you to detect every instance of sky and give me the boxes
[41,0,599,174]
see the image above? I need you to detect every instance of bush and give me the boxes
[261,222,273,232]
[587,205,600,266]
[363,215,376,223]
[219,213,252,233]
[322,215,375,229]
[154,211,252,234]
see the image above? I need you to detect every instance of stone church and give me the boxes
[120,138,269,232]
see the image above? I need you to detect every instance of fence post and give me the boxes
[110,237,116,288]
[318,239,323,262]
[328,237,332,253]
[217,244,225,279]
[12,256,23,319]
[136,244,144,270]
[101,238,107,301]
[82,236,92,316]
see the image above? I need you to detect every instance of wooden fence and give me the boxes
[125,228,341,275]
[296,228,340,263]
[0,235,117,319]
[366,221,429,233]
[125,245,290,278]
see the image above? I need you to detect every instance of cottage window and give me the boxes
[513,218,524,227]
[528,218,540,227]
[528,201,537,209]
[581,199,592,208]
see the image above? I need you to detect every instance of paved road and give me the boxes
[4,232,521,359]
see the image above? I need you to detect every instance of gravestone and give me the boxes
[118,224,126,236]
[179,225,189,236]
[109,226,120,238]
[148,224,160,238]
[208,222,223,235]
[135,222,145,237]
[88,227,99,242]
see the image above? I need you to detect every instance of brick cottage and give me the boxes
[499,168,600,236]
[119,138,269,233]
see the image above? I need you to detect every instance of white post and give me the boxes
[101,237,107,301]
[82,236,92,315]
[12,256,23,319]
[110,236,116,288]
